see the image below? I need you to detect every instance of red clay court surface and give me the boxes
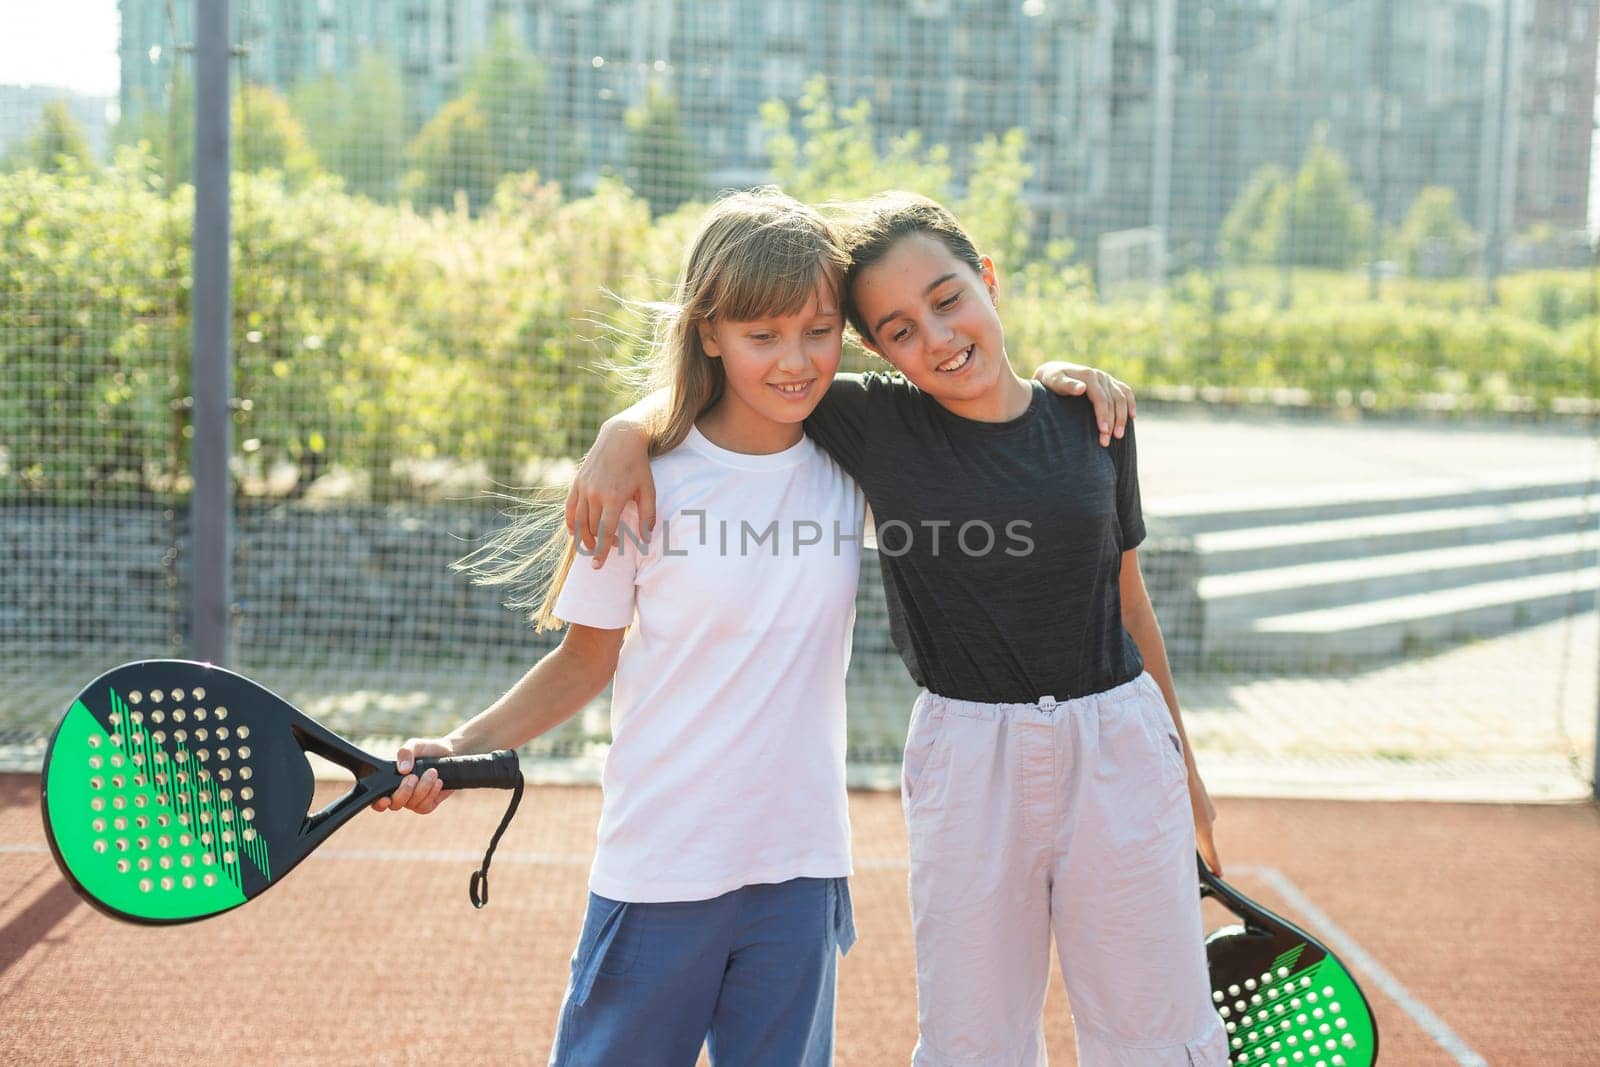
[2,773,1596,1065]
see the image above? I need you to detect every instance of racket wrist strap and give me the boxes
[470,775,524,909]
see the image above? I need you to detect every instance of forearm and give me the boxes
[1119,553,1198,763]
[1125,552,1222,866]
[601,388,670,441]
[449,638,616,753]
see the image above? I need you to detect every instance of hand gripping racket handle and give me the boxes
[1198,853,1252,915]
[413,750,523,791]
[406,750,524,908]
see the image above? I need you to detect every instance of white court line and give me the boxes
[1241,864,1488,1067]
[2,844,1489,1062]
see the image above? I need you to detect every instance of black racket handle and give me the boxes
[413,750,523,790]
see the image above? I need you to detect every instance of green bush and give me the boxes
[3,140,1595,506]
[2,150,668,502]
[0,150,185,499]
[1004,283,1592,413]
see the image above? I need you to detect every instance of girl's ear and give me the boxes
[697,319,722,358]
[979,255,1000,306]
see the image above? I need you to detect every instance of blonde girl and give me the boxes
[378,189,863,1066]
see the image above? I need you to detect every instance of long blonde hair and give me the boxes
[458,188,847,630]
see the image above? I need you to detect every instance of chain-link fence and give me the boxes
[4,0,1597,796]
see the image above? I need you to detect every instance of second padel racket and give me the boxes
[1201,857,1379,1066]
[41,659,524,925]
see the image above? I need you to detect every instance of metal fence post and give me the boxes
[191,0,232,665]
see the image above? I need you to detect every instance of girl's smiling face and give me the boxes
[850,233,1012,417]
[697,283,844,453]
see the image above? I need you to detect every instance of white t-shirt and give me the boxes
[554,425,866,903]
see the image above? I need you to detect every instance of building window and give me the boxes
[765,5,804,39]
[763,55,803,100]
[1130,0,1152,39]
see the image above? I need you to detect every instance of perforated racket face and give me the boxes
[1208,927,1378,1067]
[42,660,322,924]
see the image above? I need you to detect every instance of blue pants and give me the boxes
[549,876,856,1067]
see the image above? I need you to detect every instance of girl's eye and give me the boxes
[937,292,960,310]
[890,326,912,344]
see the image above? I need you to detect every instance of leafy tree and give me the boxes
[400,20,559,213]
[623,83,705,217]
[956,129,1034,270]
[1396,186,1478,277]
[235,83,321,186]
[1288,133,1372,268]
[462,16,549,183]
[112,77,192,190]
[761,77,1040,263]
[4,100,94,173]
[110,79,319,189]
[289,51,406,201]
[761,76,950,205]
[1220,164,1290,265]
[402,92,495,213]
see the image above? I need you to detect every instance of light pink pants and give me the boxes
[901,672,1229,1066]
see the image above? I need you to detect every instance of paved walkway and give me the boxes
[1134,409,1600,800]
[1135,406,1597,505]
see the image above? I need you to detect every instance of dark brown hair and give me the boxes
[838,192,984,344]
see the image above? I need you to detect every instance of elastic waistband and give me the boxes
[918,672,1157,721]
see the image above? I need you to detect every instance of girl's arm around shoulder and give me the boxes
[1032,361,1136,447]
[567,391,667,567]
[373,623,625,814]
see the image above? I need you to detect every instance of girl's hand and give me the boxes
[1188,762,1222,877]
[1032,362,1136,447]
[566,419,657,568]
[371,737,457,814]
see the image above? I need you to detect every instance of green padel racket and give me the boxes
[41,659,523,925]
[1201,857,1379,1066]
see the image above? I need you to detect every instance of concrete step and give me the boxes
[1147,467,1595,535]
[1191,494,1600,573]
[1210,567,1600,669]
[1200,530,1600,621]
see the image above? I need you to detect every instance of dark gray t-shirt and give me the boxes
[805,371,1145,703]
